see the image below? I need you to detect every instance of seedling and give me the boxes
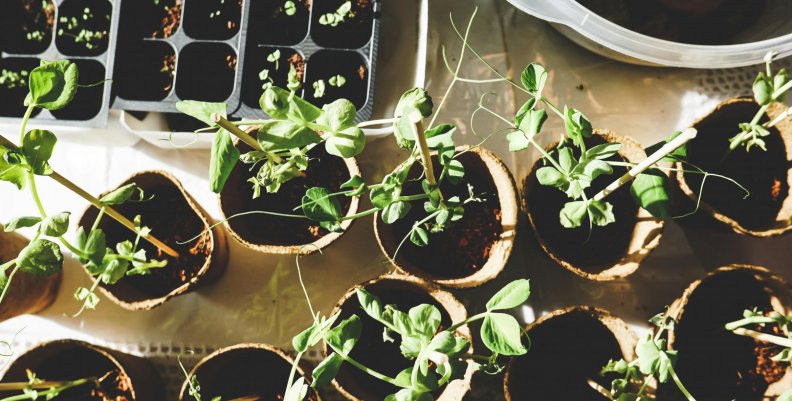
[0,69,28,90]
[283,1,297,16]
[726,308,792,360]
[729,52,792,152]
[267,49,281,70]
[0,370,99,401]
[312,79,326,98]
[57,7,109,51]
[329,75,346,88]
[0,60,173,315]
[319,1,352,27]
[593,313,696,401]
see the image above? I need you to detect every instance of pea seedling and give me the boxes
[726,308,792,360]
[283,1,297,16]
[593,313,696,401]
[318,1,352,27]
[0,60,173,315]
[57,7,109,51]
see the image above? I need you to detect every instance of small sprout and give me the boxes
[258,69,270,82]
[319,1,352,27]
[284,0,297,16]
[328,74,346,88]
[312,80,326,98]
[266,49,281,70]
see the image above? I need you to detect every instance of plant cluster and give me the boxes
[726,308,792,361]
[57,7,109,51]
[0,369,98,401]
[0,60,170,315]
[318,1,352,27]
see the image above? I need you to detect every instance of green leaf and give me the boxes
[410,226,429,247]
[636,334,664,379]
[753,73,772,106]
[257,120,321,151]
[518,109,547,139]
[557,147,575,174]
[4,216,41,232]
[260,86,290,119]
[385,389,434,401]
[486,279,531,311]
[25,60,78,110]
[645,131,687,162]
[536,166,566,187]
[175,101,227,127]
[39,212,69,237]
[16,239,63,276]
[317,99,357,131]
[514,98,537,126]
[325,315,362,354]
[588,200,615,227]
[559,200,588,228]
[520,63,548,95]
[480,313,527,356]
[284,377,309,401]
[0,147,28,189]
[585,143,621,160]
[382,201,411,224]
[394,368,413,388]
[356,288,383,320]
[100,183,140,205]
[395,88,433,121]
[312,353,343,388]
[84,229,107,266]
[563,107,592,147]
[21,129,56,175]
[409,304,442,338]
[425,124,455,161]
[581,159,612,181]
[209,129,240,193]
[506,130,530,152]
[341,175,367,196]
[302,187,343,225]
[445,159,465,185]
[100,259,129,285]
[631,169,671,219]
[325,127,365,158]
[74,287,99,310]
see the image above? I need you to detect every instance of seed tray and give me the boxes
[0,0,120,128]
[231,0,382,122]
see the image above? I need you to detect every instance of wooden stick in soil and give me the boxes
[592,128,697,202]
[0,135,180,258]
[0,379,95,391]
[732,327,792,348]
[412,120,439,188]
[211,113,262,152]
[586,379,615,400]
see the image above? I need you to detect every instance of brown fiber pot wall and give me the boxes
[0,230,61,321]
[77,170,229,310]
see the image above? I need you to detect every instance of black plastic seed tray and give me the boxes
[232,0,382,122]
[110,0,251,115]
[0,0,119,128]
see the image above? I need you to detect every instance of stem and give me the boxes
[398,194,430,202]
[0,377,95,401]
[29,173,90,260]
[662,353,696,401]
[586,379,615,400]
[750,104,770,126]
[0,266,20,306]
[412,120,438,189]
[725,316,777,331]
[283,351,304,400]
[731,328,792,348]
[766,105,792,128]
[339,208,378,221]
[446,312,488,333]
[592,128,697,202]
[357,117,398,128]
[211,113,277,161]
[772,80,792,99]
[327,344,402,387]
[18,105,34,144]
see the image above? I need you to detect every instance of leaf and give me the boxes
[175,101,227,127]
[302,187,343,225]
[563,107,592,147]
[260,86,290,119]
[100,183,139,205]
[445,159,465,185]
[317,99,357,131]
[284,377,309,401]
[557,147,575,174]
[520,63,548,95]
[394,368,413,388]
[514,98,537,126]
[325,315,362,354]
[4,216,41,232]
[410,226,429,247]
[25,60,78,110]
[636,334,664,378]
[559,200,588,228]
[480,313,527,356]
[536,166,566,187]
[506,130,531,152]
[100,259,129,285]
[39,212,69,237]
[408,304,442,338]
[517,109,547,139]
[753,73,772,106]
[325,127,365,158]
[0,147,28,189]
[486,279,531,311]
[209,129,240,193]
[341,175,367,196]
[385,388,434,401]
[257,120,321,151]
[356,288,383,320]
[425,124,455,162]
[581,159,612,181]
[382,201,411,224]
[585,143,621,160]
[311,353,343,388]
[395,88,433,121]
[16,239,63,276]
[74,287,99,310]
[631,169,671,219]
[84,229,107,266]
[21,129,56,175]
[588,200,615,227]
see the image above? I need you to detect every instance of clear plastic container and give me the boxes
[505,0,792,68]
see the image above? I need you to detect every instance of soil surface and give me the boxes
[80,178,212,301]
[0,0,55,54]
[311,0,374,48]
[0,346,133,401]
[55,0,111,57]
[117,0,181,39]
[303,50,368,109]
[183,0,242,40]
[335,281,452,400]
[221,143,352,246]
[506,309,624,401]
[682,99,788,231]
[659,269,782,400]
[382,151,502,279]
[0,58,43,118]
[248,0,310,45]
[175,42,237,102]
[577,0,767,45]
[113,42,176,101]
[526,136,638,273]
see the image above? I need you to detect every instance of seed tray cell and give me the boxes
[0,0,119,127]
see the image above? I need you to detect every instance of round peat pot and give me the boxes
[0,230,61,321]
[77,170,229,310]
[374,146,518,288]
[327,274,473,401]
[662,265,792,400]
[676,98,792,237]
[522,130,664,280]
[178,343,319,401]
[504,307,637,401]
[219,140,360,254]
[0,339,164,401]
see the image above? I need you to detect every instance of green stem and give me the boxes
[772,80,792,99]
[750,104,770,126]
[398,194,430,202]
[0,266,20,306]
[29,173,90,260]
[327,344,402,387]
[0,377,95,401]
[662,353,696,401]
[0,259,16,273]
[284,351,304,398]
[339,208,378,221]
[19,105,35,144]
[725,316,777,331]
[446,312,488,333]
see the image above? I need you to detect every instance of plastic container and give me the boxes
[505,0,792,68]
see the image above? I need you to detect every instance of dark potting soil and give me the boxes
[383,151,502,279]
[0,0,55,55]
[116,0,181,39]
[79,180,212,300]
[506,309,623,401]
[311,0,374,49]
[188,347,316,401]
[241,47,305,109]
[183,0,243,40]
[55,0,112,57]
[0,58,43,118]
[658,269,781,401]
[303,49,368,110]
[335,281,452,400]
[114,42,175,101]
[50,59,105,120]
[682,100,788,231]
[248,0,310,45]
[526,136,638,273]
[0,346,133,401]
[221,143,352,246]
[175,42,237,102]
[576,0,767,45]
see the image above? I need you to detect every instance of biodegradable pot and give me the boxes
[219,140,361,254]
[374,146,517,288]
[662,265,792,400]
[504,307,638,401]
[178,343,320,401]
[1,339,164,401]
[676,98,792,237]
[522,130,664,280]
[304,50,369,109]
[326,274,474,401]
[0,230,61,321]
[78,170,229,310]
